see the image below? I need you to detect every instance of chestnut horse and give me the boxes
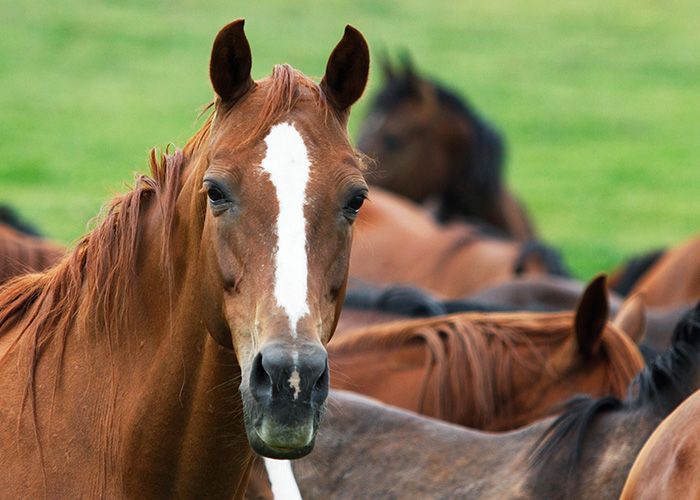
[621,303,700,500]
[628,234,700,310]
[0,20,369,497]
[350,186,568,298]
[356,56,536,240]
[329,276,645,431]
[0,206,63,284]
[254,303,700,499]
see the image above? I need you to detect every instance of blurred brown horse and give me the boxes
[0,206,63,284]
[357,56,535,240]
[330,276,644,431]
[628,234,700,310]
[350,187,568,298]
[0,20,370,497]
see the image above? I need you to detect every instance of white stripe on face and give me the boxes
[260,122,311,338]
[264,458,303,500]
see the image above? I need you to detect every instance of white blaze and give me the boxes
[260,123,311,338]
[264,458,303,500]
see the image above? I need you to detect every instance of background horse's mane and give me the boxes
[331,311,642,427]
[529,303,700,473]
[0,205,42,237]
[343,284,514,317]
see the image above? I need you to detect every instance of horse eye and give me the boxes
[207,186,226,204]
[347,195,365,212]
[344,194,366,220]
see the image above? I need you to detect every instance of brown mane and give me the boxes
[330,311,643,428]
[185,64,334,158]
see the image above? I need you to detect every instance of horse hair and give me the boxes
[610,248,667,296]
[333,311,642,428]
[514,239,571,278]
[0,205,42,237]
[343,285,515,318]
[530,301,700,471]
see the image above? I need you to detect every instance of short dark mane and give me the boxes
[0,205,42,237]
[514,239,571,278]
[343,284,514,317]
[530,302,700,470]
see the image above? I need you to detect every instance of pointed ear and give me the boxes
[399,50,416,79]
[321,25,370,112]
[575,274,610,357]
[378,49,395,82]
[210,19,254,106]
[614,293,647,344]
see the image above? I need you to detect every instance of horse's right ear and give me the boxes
[575,274,610,358]
[613,293,647,344]
[210,19,254,106]
[321,25,370,113]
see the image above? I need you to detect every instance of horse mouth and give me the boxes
[248,423,317,459]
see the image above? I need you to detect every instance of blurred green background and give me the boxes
[1,0,698,278]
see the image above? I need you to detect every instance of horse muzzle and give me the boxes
[243,341,329,459]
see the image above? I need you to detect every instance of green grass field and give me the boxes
[1,0,698,279]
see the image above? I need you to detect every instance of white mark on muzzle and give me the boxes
[289,350,301,399]
[264,458,303,500]
[260,123,311,338]
[288,369,301,400]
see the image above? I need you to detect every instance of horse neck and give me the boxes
[109,161,253,497]
[528,409,659,499]
[25,170,251,497]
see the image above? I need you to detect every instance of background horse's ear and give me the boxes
[378,49,395,82]
[321,25,370,112]
[613,293,647,344]
[575,274,610,357]
[210,19,254,106]
[399,50,416,79]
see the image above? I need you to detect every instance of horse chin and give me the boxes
[248,425,317,459]
[241,390,324,459]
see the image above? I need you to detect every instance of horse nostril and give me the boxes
[314,360,330,392]
[250,352,272,402]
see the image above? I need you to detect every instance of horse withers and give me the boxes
[0,20,369,498]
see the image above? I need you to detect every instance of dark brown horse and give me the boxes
[350,187,568,298]
[329,276,645,431]
[0,20,369,497]
[0,206,63,284]
[253,303,700,498]
[356,56,536,240]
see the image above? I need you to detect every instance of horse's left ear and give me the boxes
[613,293,647,344]
[210,19,254,107]
[575,274,610,357]
[321,25,370,113]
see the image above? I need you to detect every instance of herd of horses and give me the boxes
[1,19,699,499]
